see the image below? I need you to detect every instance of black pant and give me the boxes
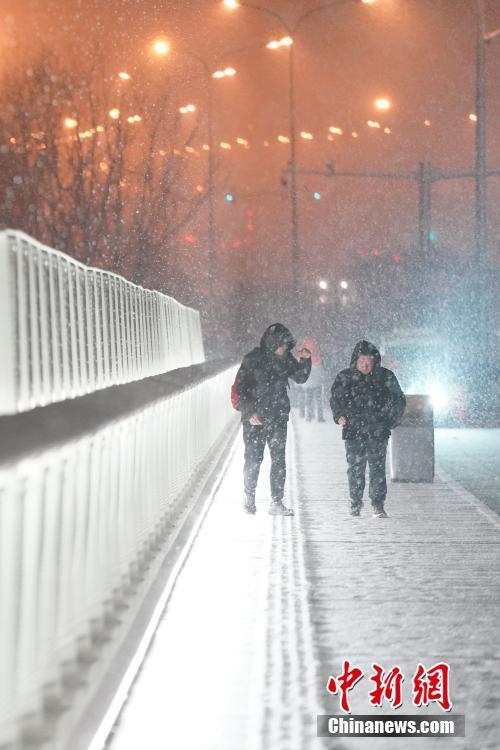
[243,420,287,500]
[345,437,388,509]
[298,387,324,421]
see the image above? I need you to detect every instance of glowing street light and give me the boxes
[375,97,391,111]
[340,280,348,289]
[223,0,240,7]
[318,279,328,290]
[108,108,120,120]
[64,117,78,129]
[118,71,131,81]
[179,104,196,114]
[267,36,293,49]
[469,112,478,122]
[212,66,237,78]
[152,39,170,56]
[361,0,377,4]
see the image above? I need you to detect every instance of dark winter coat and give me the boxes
[330,340,406,441]
[234,323,312,423]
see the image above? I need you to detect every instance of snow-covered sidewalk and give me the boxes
[107,416,500,750]
[294,417,500,749]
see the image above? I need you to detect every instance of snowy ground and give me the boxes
[435,428,500,515]
[106,417,500,750]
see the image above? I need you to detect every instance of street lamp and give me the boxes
[473,1,500,264]
[212,67,237,78]
[266,36,293,49]
[474,0,500,362]
[151,40,247,295]
[475,1,487,270]
[224,0,378,296]
[374,97,391,111]
[152,39,170,56]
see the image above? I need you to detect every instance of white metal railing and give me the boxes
[0,230,205,415]
[0,363,238,749]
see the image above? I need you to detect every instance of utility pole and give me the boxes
[288,40,300,297]
[474,0,500,364]
[418,162,432,259]
[475,0,487,269]
[206,77,216,297]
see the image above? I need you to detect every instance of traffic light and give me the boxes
[225,193,234,203]
[313,191,321,200]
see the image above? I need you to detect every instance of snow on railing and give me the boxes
[0,361,238,749]
[0,229,204,414]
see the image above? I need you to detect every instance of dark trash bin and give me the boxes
[390,394,434,483]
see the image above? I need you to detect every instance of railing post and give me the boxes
[0,233,17,413]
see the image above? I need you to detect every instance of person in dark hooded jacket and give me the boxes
[330,340,406,518]
[233,323,311,515]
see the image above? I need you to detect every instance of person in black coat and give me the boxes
[330,340,406,518]
[233,323,311,515]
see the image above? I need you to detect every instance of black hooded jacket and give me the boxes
[234,323,312,423]
[330,340,406,440]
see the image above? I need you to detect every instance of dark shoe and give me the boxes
[269,499,294,516]
[373,507,388,518]
[350,507,361,516]
[244,495,256,514]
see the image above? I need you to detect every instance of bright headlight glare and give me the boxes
[429,385,448,411]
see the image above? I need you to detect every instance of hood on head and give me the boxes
[260,323,296,353]
[350,340,381,368]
